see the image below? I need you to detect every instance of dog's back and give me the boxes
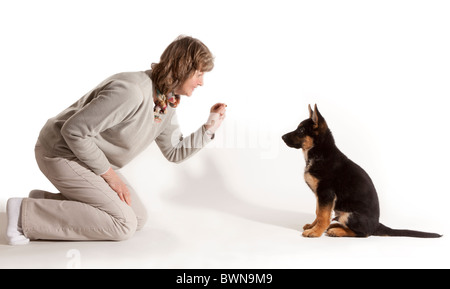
[282,104,441,238]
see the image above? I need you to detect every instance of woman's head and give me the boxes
[151,35,214,96]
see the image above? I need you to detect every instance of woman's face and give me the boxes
[174,70,204,96]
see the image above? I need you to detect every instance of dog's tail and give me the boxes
[373,223,442,238]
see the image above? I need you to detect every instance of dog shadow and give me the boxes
[163,155,311,231]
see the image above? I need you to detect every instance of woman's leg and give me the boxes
[20,145,138,241]
[28,190,67,200]
[113,170,148,231]
[27,173,148,230]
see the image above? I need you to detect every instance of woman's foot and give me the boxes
[28,190,46,199]
[28,190,66,200]
[6,198,30,245]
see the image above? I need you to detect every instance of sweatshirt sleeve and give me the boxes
[155,111,214,163]
[61,80,142,175]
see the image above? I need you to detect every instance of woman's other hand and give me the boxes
[100,167,131,205]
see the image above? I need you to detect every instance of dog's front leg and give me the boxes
[303,220,317,231]
[303,194,335,237]
[303,204,319,230]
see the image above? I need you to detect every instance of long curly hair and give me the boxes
[150,35,214,96]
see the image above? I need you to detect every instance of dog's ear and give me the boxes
[312,104,328,133]
[308,104,313,119]
[312,104,321,124]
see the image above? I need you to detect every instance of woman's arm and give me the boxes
[60,80,142,175]
[156,103,226,163]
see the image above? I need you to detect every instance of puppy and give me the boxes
[282,104,441,238]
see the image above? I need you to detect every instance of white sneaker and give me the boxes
[6,198,30,245]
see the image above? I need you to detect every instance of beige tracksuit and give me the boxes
[22,71,213,241]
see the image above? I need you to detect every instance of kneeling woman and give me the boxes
[6,36,226,245]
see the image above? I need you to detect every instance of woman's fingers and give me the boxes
[118,190,131,206]
[101,167,132,206]
[210,103,227,113]
[123,191,132,206]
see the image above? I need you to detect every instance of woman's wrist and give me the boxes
[100,167,114,180]
[204,126,215,139]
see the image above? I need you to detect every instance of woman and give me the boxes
[6,35,226,245]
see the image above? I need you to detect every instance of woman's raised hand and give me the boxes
[205,103,227,133]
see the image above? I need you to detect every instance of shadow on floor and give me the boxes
[164,155,311,231]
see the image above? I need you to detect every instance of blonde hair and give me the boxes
[151,35,214,95]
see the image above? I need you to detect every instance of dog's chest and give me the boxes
[304,160,319,194]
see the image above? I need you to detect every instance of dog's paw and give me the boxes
[302,228,323,238]
[303,223,314,230]
[326,226,358,238]
[326,228,343,237]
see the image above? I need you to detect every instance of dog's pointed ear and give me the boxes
[312,104,328,133]
[308,104,313,119]
[312,104,320,124]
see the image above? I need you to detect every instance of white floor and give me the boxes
[1,148,448,269]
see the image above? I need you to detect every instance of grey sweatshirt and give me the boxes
[38,70,212,175]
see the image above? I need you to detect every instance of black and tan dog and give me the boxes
[282,104,441,238]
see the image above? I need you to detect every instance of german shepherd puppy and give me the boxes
[282,104,441,238]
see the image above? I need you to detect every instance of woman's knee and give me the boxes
[112,208,138,241]
[136,209,148,231]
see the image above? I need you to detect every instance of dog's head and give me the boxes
[282,104,329,150]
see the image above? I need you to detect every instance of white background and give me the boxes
[1,0,449,268]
